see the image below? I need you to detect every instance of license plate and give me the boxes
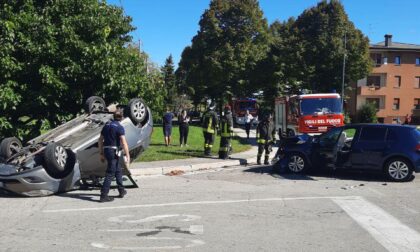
[318,126,328,131]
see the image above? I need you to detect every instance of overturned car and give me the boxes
[0,96,153,196]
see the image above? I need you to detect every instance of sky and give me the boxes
[107,0,420,67]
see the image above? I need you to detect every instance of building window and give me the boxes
[416,58,420,66]
[393,98,400,110]
[371,53,382,66]
[395,56,401,65]
[416,77,420,88]
[394,76,401,88]
[366,98,380,110]
[367,75,381,87]
[414,98,420,109]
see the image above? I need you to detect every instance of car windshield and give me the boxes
[300,98,342,115]
[238,101,256,110]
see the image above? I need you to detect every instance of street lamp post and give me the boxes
[342,32,347,112]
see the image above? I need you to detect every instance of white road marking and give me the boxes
[43,196,359,213]
[108,214,201,223]
[102,225,204,235]
[91,237,205,250]
[333,196,420,252]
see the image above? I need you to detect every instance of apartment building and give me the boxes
[348,34,420,123]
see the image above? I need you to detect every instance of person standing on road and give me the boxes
[178,109,190,147]
[219,105,234,159]
[256,112,276,165]
[98,110,130,202]
[162,107,174,146]
[201,99,219,156]
[244,110,254,139]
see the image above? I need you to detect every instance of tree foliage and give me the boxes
[357,103,378,123]
[0,0,164,140]
[254,0,371,108]
[178,0,270,107]
[161,54,177,107]
[293,0,371,92]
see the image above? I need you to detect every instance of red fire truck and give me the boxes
[274,93,344,135]
[231,98,259,125]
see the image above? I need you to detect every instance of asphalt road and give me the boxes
[1,166,420,252]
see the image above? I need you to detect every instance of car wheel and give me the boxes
[287,153,307,173]
[44,143,75,177]
[0,137,22,159]
[384,158,413,182]
[85,96,106,113]
[127,98,147,124]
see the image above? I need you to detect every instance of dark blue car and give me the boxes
[273,124,420,182]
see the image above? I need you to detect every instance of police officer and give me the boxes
[98,110,130,202]
[219,105,234,159]
[256,112,276,165]
[201,99,219,156]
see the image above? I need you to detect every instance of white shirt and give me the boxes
[245,114,254,123]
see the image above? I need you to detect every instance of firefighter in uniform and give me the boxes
[256,112,276,165]
[201,100,219,156]
[218,105,234,159]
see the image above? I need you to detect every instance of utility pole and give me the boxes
[341,32,347,111]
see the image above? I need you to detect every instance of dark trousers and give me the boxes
[219,137,232,159]
[203,132,215,155]
[179,124,189,145]
[257,143,272,162]
[101,148,124,196]
[245,123,251,138]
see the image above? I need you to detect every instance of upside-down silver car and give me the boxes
[0,96,152,196]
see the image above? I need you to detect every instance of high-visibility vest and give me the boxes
[221,119,233,138]
[203,114,215,133]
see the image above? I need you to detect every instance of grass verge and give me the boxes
[136,125,251,162]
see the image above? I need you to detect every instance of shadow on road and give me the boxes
[56,192,101,202]
[243,165,316,180]
[243,165,415,183]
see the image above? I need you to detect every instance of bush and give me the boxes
[357,103,378,123]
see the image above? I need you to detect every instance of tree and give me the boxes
[0,0,163,140]
[253,18,304,109]
[161,54,177,107]
[178,0,270,108]
[293,0,371,93]
[358,103,378,123]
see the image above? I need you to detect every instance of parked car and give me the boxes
[272,124,420,182]
[0,96,153,196]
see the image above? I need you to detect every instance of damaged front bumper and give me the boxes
[0,163,81,197]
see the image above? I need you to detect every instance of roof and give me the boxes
[370,41,420,51]
[299,93,340,99]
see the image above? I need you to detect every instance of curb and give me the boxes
[129,150,276,177]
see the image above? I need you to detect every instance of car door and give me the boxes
[350,126,387,170]
[317,127,342,168]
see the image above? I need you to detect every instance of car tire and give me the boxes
[0,137,22,159]
[44,143,75,177]
[287,152,308,174]
[127,98,147,124]
[384,158,413,182]
[85,96,106,113]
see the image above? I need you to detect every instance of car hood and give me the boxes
[283,134,312,145]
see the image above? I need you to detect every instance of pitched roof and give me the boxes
[371,41,420,51]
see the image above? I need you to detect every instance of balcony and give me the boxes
[413,105,420,117]
[357,85,388,96]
